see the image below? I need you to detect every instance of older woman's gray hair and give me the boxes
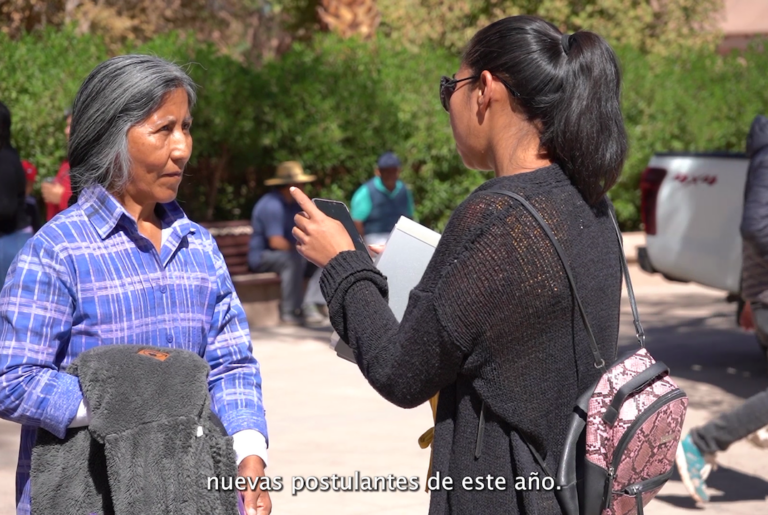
[68,55,197,195]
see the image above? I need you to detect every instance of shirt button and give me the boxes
[160,285,167,294]
[166,334,173,343]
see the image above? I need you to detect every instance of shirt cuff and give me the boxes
[40,371,84,438]
[67,397,91,428]
[232,429,268,467]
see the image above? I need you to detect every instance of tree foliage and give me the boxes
[0,0,294,64]
[379,0,724,56]
[0,26,109,180]
[3,27,766,231]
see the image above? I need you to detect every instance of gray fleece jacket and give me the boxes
[30,345,239,515]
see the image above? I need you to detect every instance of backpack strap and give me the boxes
[485,189,606,370]
[607,208,646,347]
[473,191,643,465]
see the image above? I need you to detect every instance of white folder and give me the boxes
[333,217,441,362]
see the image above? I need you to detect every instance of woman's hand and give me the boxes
[238,456,272,515]
[290,187,356,268]
[41,181,65,204]
[368,245,385,255]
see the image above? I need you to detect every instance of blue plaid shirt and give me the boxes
[0,185,267,514]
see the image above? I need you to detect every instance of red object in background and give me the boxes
[46,161,72,221]
[640,167,667,235]
[673,173,718,186]
[740,300,755,331]
[21,160,38,183]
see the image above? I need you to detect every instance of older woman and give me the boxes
[0,55,270,515]
[291,15,626,515]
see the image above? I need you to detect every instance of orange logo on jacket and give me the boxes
[137,348,170,361]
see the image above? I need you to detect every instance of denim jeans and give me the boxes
[690,301,768,454]
[250,249,307,317]
[0,230,32,289]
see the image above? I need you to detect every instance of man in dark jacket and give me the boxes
[676,114,768,504]
[0,101,32,287]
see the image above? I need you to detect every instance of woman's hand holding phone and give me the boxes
[290,187,356,268]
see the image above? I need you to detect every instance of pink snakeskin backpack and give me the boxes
[485,190,689,515]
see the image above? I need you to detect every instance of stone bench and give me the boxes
[201,220,281,328]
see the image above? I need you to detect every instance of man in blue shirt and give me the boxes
[351,152,415,245]
[248,162,325,325]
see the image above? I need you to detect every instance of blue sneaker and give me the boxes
[675,433,711,503]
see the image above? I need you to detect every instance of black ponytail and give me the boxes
[463,16,627,206]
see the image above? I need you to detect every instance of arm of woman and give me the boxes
[204,238,268,446]
[204,239,271,514]
[292,188,494,409]
[320,251,467,408]
[0,237,83,438]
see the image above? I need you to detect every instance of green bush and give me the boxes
[615,43,768,228]
[0,27,109,179]
[2,28,767,231]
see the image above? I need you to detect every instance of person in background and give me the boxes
[676,113,768,504]
[41,110,72,220]
[350,151,415,245]
[0,101,32,286]
[248,162,327,326]
[20,160,42,233]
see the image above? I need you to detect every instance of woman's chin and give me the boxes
[153,183,181,204]
[456,148,480,171]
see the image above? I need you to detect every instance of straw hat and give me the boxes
[264,161,317,186]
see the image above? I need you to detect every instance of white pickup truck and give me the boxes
[636,152,749,295]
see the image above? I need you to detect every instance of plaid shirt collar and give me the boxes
[79,184,195,241]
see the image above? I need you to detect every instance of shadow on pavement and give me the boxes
[657,466,768,508]
[251,323,334,344]
[619,294,768,403]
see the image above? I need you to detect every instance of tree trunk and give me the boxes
[205,144,229,221]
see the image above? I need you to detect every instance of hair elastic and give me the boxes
[561,33,571,55]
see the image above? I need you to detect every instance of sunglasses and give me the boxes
[439,74,521,112]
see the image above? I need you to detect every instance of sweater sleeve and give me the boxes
[320,251,465,409]
[319,194,506,408]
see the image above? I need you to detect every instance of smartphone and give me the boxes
[312,198,368,253]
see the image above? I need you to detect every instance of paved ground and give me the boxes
[0,257,766,514]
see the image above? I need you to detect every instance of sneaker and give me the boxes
[280,312,304,326]
[302,304,329,327]
[747,426,768,449]
[675,433,711,503]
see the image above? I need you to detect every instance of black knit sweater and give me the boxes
[320,164,622,515]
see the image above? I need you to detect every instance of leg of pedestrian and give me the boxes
[752,301,768,370]
[677,387,768,503]
[302,266,328,326]
[256,249,307,325]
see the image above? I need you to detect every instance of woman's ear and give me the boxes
[477,70,494,111]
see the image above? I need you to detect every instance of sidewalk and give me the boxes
[1,255,766,515]
[622,231,644,263]
[250,325,432,514]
